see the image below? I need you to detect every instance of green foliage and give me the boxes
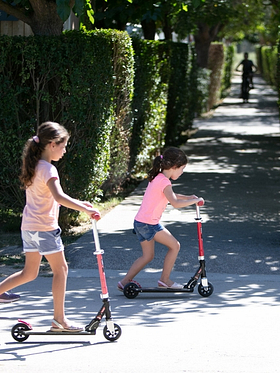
[102,31,134,196]
[0,30,134,228]
[257,45,278,88]
[129,38,206,170]
[220,44,235,98]
[195,67,211,115]
[165,42,194,146]
[129,39,169,173]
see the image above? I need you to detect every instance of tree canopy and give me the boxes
[0,0,278,67]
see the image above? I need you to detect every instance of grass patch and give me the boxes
[0,176,141,250]
[0,254,24,265]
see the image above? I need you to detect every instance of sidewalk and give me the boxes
[1,73,280,373]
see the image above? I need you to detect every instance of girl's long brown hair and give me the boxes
[19,122,69,188]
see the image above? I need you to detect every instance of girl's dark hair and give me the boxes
[19,121,69,188]
[148,147,188,182]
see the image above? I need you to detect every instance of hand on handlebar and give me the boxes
[91,212,101,221]
[196,198,205,206]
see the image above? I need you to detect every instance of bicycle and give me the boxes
[241,73,250,103]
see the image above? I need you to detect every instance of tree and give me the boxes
[91,0,203,40]
[173,0,268,67]
[91,0,276,68]
[0,0,93,35]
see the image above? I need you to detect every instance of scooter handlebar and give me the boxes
[91,212,101,221]
[197,199,204,206]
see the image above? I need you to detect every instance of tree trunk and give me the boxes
[28,0,64,36]
[0,0,66,36]
[141,19,156,40]
[194,23,223,68]
[162,13,172,40]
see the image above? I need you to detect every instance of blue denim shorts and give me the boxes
[134,220,164,242]
[21,228,64,255]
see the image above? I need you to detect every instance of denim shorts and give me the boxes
[133,220,164,242]
[21,228,64,255]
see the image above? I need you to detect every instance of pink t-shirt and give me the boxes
[21,160,60,231]
[135,173,171,225]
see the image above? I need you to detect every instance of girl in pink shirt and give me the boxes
[118,147,204,290]
[0,122,100,332]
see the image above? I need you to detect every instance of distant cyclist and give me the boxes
[236,52,257,89]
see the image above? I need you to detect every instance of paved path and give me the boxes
[0,73,280,373]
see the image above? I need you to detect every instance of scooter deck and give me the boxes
[24,330,96,336]
[131,286,194,293]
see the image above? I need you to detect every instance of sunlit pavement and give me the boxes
[0,73,279,373]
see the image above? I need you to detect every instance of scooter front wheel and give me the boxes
[198,282,214,297]
[103,323,122,341]
[11,322,31,342]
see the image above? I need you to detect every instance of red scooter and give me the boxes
[123,201,214,299]
[11,220,122,342]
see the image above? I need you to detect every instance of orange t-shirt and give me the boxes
[21,160,60,231]
[135,173,171,225]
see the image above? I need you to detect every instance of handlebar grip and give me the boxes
[197,200,204,206]
[91,212,101,221]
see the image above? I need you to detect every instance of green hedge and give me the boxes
[0,30,134,226]
[130,40,202,169]
[129,39,169,174]
[221,44,235,97]
[256,45,278,87]
[165,42,194,146]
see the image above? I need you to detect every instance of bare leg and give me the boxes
[45,251,69,328]
[120,240,155,286]
[0,252,41,294]
[154,228,180,287]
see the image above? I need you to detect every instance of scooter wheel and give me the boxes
[123,282,139,299]
[11,322,31,342]
[198,282,214,297]
[103,323,122,342]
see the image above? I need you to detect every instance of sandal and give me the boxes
[50,319,83,332]
[158,280,183,289]
[117,280,142,291]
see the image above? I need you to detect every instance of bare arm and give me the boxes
[235,61,242,71]
[47,177,100,219]
[163,185,204,209]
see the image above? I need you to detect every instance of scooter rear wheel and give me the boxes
[11,322,31,342]
[198,282,214,297]
[103,323,122,341]
[123,283,139,299]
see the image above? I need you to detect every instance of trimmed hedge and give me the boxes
[130,39,203,167]
[129,39,169,174]
[256,45,278,87]
[165,42,195,146]
[221,44,235,97]
[0,30,134,226]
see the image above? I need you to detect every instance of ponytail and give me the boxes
[148,147,188,182]
[148,155,162,182]
[19,121,69,188]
